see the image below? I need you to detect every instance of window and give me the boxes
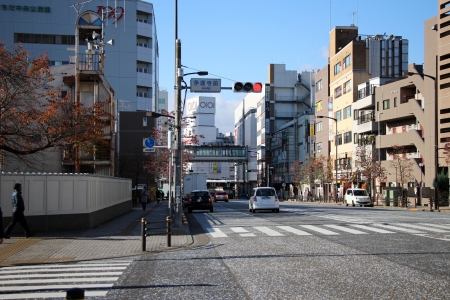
[343,80,352,94]
[158,98,165,104]
[316,80,322,91]
[137,18,148,23]
[143,117,147,127]
[343,106,351,119]
[353,109,358,120]
[336,134,342,145]
[377,101,379,111]
[14,32,75,45]
[334,62,341,75]
[335,110,342,121]
[316,142,322,153]
[344,131,352,144]
[316,100,322,112]
[394,97,397,107]
[316,121,322,133]
[137,42,149,48]
[137,67,149,73]
[383,99,390,109]
[343,55,351,69]
[354,133,359,144]
[334,86,342,98]
[137,92,149,97]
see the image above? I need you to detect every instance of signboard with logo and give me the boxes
[186,97,215,114]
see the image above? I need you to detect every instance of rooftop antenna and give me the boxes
[356,0,359,26]
[329,0,331,31]
[351,12,356,27]
[69,0,92,23]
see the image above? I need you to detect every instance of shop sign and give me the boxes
[1,5,50,12]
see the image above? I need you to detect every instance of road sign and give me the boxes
[143,148,155,152]
[190,78,221,93]
[143,137,155,148]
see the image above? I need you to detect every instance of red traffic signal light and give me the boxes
[232,82,263,93]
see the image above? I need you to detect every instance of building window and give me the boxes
[344,131,352,144]
[343,79,352,94]
[394,97,397,107]
[158,98,165,104]
[137,18,148,23]
[143,117,147,127]
[377,101,379,111]
[334,86,342,98]
[354,133,359,144]
[316,100,322,112]
[335,110,342,122]
[137,42,149,48]
[316,80,322,92]
[14,32,75,45]
[353,109,358,120]
[316,121,322,133]
[336,134,342,145]
[137,92,149,98]
[343,54,351,69]
[383,99,390,110]
[316,142,322,153]
[137,67,149,73]
[334,62,341,75]
[343,106,351,119]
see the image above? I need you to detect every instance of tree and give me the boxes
[353,146,387,202]
[290,155,330,201]
[388,145,415,207]
[0,42,110,163]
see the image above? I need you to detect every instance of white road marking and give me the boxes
[0,291,107,299]
[299,225,340,235]
[254,226,284,236]
[230,227,256,237]
[397,223,448,233]
[277,226,312,236]
[374,223,423,233]
[324,224,368,234]
[350,224,395,234]
[419,223,450,230]
[205,227,228,237]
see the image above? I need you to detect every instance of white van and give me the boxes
[249,187,279,213]
[344,188,371,207]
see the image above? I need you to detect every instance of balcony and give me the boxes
[380,129,424,154]
[137,72,152,87]
[137,46,152,63]
[137,21,152,37]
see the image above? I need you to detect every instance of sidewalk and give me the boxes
[0,201,192,267]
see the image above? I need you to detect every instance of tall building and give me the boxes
[0,0,159,113]
[327,25,408,195]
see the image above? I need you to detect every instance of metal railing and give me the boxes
[141,216,173,251]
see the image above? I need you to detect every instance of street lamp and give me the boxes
[418,162,423,206]
[317,115,338,203]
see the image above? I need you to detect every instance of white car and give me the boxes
[249,187,279,213]
[344,188,371,207]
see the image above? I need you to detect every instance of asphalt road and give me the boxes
[6,200,448,299]
[103,200,450,299]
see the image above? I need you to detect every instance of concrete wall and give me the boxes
[1,173,132,233]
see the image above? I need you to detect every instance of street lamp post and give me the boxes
[377,111,383,206]
[317,115,338,203]
[418,162,423,206]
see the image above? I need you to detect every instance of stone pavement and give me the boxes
[0,201,192,266]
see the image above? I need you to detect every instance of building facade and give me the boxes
[0,0,159,113]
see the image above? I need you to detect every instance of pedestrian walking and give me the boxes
[0,205,5,244]
[140,186,149,211]
[5,183,34,238]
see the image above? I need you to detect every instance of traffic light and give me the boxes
[232,82,263,93]
[245,169,252,172]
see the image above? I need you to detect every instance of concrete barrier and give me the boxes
[1,172,132,233]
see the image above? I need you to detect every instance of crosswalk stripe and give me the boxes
[0,272,123,280]
[397,223,448,233]
[349,224,395,233]
[299,225,340,235]
[254,226,284,236]
[0,266,127,274]
[0,263,130,270]
[230,227,256,237]
[374,224,423,233]
[205,228,228,237]
[277,226,312,235]
[0,283,114,292]
[419,223,450,230]
[0,291,107,299]
[324,224,367,234]
[1,277,119,285]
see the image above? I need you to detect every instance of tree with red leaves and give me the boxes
[0,43,110,164]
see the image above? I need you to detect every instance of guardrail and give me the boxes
[141,217,172,251]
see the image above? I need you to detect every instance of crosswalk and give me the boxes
[0,259,133,299]
[204,223,450,239]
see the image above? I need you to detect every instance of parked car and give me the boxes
[214,191,229,202]
[249,187,279,213]
[187,190,214,213]
[344,188,371,207]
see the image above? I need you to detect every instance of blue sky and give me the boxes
[149,0,437,134]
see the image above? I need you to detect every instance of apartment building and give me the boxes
[0,0,159,113]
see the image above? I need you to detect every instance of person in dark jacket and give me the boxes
[0,206,5,244]
[4,183,34,238]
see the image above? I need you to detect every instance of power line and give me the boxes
[181,65,238,82]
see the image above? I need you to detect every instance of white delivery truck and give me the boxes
[183,173,207,203]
